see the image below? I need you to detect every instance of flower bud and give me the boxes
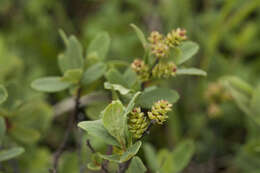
[151,42,169,58]
[128,107,149,139]
[148,100,172,125]
[152,62,177,79]
[148,31,163,44]
[165,28,187,47]
[131,59,149,81]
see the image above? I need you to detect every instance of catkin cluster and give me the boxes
[131,28,187,81]
[204,82,232,117]
[128,100,172,138]
[131,59,149,82]
[148,100,172,124]
[165,28,187,48]
[152,62,177,79]
[128,107,149,139]
[148,28,187,59]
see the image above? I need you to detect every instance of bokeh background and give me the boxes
[1,0,260,172]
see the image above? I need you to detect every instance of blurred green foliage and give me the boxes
[0,0,260,172]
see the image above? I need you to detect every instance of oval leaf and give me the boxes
[82,63,107,85]
[0,117,6,145]
[87,32,111,60]
[176,68,207,76]
[251,86,260,116]
[98,141,142,163]
[126,156,147,173]
[105,69,128,87]
[143,143,159,172]
[59,36,84,73]
[130,24,148,50]
[0,85,8,104]
[31,77,71,93]
[61,68,83,84]
[172,140,195,173]
[102,101,126,146]
[120,141,142,162]
[78,120,119,146]
[177,41,199,65]
[0,147,24,162]
[104,82,131,95]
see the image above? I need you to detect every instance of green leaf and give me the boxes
[0,85,8,104]
[143,143,159,172]
[251,86,260,116]
[176,68,207,76]
[221,78,260,124]
[59,29,69,47]
[58,36,84,73]
[171,140,195,173]
[126,156,147,173]
[0,147,24,162]
[0,117,6,145]
[98,141,142,163]
[87,32,111,60]
[81,62,107,85]
[105,69,128,87]
[104,82,131,95]
[102,100,126,146]
[157,149,174,172]
[31,77,71,93]
[221,76,253,96]
[176,41,199,65]
[120,141,142,162]
[124,67,139,88]
[124,92,141,117]
[87,162,101,171]
[98,153,121,162]
[78,120,120,146]
[87,153,102,171]
[61,69,83,84]
[136,88,179,108]
[10,126,40,144]
[130,24,148,50]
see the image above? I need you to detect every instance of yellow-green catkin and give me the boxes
[204,82,232,118]
[165,28,187,48]
[152,62,177,79]
[131,59,149,81]
[148,100,172,125]
[148,31,163,44]
[128,107,149,139]
[148,31,169,59]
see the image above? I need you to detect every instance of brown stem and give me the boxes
[86,140,109,173]
[139,120,155,140]
[117,159,132,173]
[49,88,82,173]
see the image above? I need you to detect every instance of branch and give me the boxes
[49,88,82,173]
[139,120,154,140]
[117,159,132,173]
[86,140,109,173]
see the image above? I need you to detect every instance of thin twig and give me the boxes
[76,130,85,173]
[139,120,154,140]
[49,88,82,173]
[86,140,109,173]
[117,159,132,173]
[86,140,95,153]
